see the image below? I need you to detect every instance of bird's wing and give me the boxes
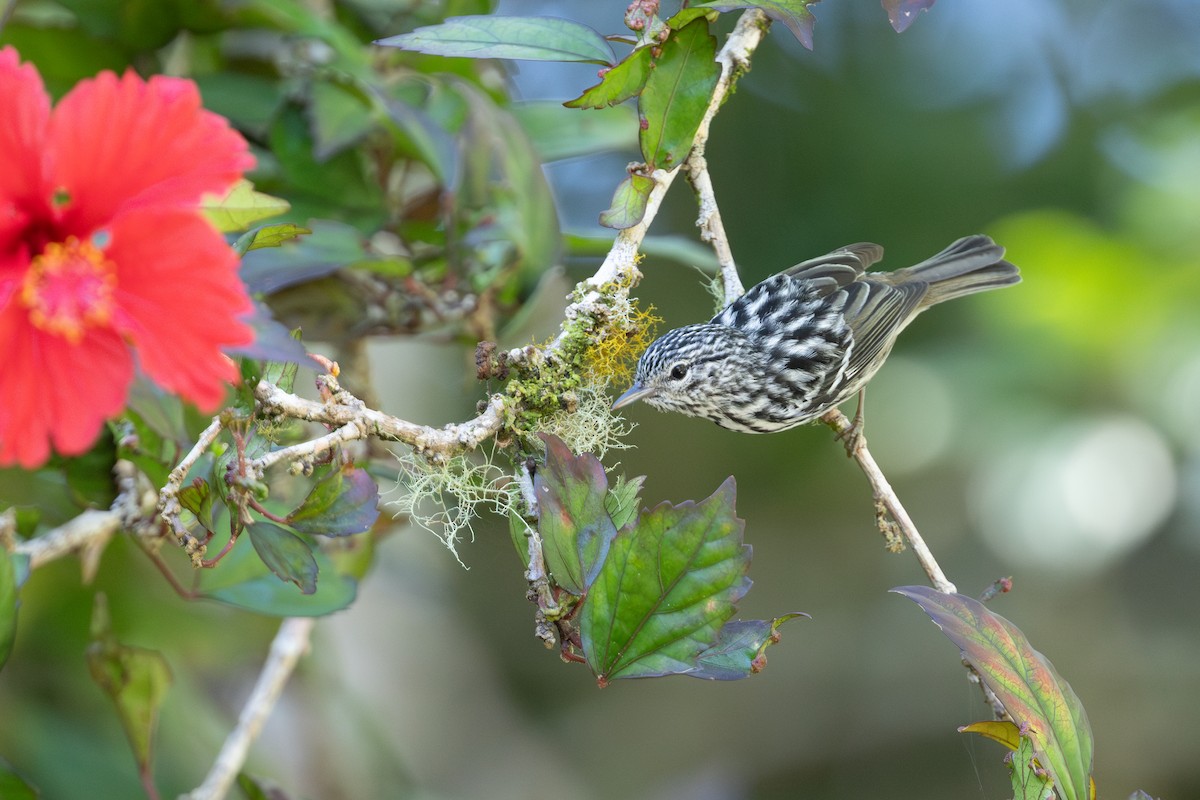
[780,242,885,296]
[835,277,928,383]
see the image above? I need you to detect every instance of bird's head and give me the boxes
[612,323,757,421]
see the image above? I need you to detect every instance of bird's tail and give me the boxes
[893,235,1021,307]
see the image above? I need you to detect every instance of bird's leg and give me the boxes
[836,389,868,456]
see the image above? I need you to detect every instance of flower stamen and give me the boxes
[20,236,117,344]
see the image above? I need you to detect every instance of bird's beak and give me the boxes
[612,382,656,410]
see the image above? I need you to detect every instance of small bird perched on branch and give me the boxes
[612,235,1020,436]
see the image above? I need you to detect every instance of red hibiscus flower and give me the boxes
[0,47,255,468]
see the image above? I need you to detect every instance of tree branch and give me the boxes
[12,459,160,574]
[181,617,315,800]
[821,409,957,594]
[253,376,506,461]
[14,509,120,570]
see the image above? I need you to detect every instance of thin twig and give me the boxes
[13,509,121,570]
[687,152,744,303]
[158,416,226,562]
[683,11,770,305]
[181,617,316,800]
[252,420,366,473]
[821,409,957,593]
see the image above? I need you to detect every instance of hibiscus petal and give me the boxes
[49,70,253,236]
[107,210,254,411]
[0,47,50,258]
[0,302,132,468]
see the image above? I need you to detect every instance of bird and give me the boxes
[611,235,1020,438]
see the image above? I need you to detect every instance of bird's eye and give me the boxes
[669,363,689,381]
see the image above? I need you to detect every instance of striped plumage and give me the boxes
[612,235,1020,433]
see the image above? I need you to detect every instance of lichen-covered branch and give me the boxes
[254,376,507,460]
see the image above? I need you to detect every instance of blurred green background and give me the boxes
[3,0,1200,798]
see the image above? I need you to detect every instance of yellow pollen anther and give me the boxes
[20,236,117,344]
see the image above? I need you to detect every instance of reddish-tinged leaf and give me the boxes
[534,433,617,596]
[581,477,751,684]
[894,586,1094,800]
[882,0,935,33]
[286,466,380,537]
[599,173,656,229]
[694,1,821,49]
[639,18,720,170]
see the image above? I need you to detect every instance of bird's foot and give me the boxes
[836,415,867,457]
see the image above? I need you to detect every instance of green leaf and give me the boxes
[86,594,172,777]
[0,758,38,800]
[376,16,615,65]
[599,173,656,229]
[374,88,458,185]
[564,46,654,109]
[1011,733,1058,800]
[639,17,720,170]
[178,479,216,533]
[266,104,384,222]
[200,541,357,618]
[665,9,719,29]
[894,586,1094,800]
[534,433,617,596]
[581,477,751,685]
[882,0,936,33]
[202,179,291,233]
[693,1,821,49]
[248,522,319,594]
[238,773,295,800]
[257,327,305,395]
[604,474,645,531]
[509,510,532,566]
[233,223,312,257]
[0,547,16,673]
[324,529,377,583]
[308,80,375,161]
[690,613,807,680]
[513,102,638,162]
[195,72,284,138]
[286,466,380,537]
[239,220,367,295]
[454,82,562,291]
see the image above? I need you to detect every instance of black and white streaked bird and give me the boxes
[611,235,1020,434]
